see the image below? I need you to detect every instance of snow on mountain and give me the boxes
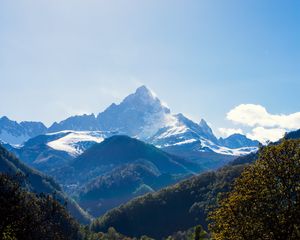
[0,116,47,145]
[218,133,260,149]
[6,130,115,173]
[1,86,259,157]
[44,85,258,157]
[97,86,172,139]
[48,114,99,133]
[199,138,258,156]
[149,114,258,156]
[47,131,107,156]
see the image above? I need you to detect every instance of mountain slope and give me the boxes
[51,135,202,216]
[97,86,172,139]
[48,114,99,132]
[285,129,300,140]
[46,86,259,157]
[72,135,197,174]
[91,163,246,238]
[0,144,91,224]
[219,133,260,149]
[54,135,201,187]
[91,129,300,238]
[9,131,110,173]
[1,86,260,159]
[0,173,85,240]
[76,160,186,217]
[0,116,47,144]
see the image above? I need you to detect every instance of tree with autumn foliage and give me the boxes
[209,139,300,240]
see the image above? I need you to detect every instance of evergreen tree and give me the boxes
[0,173,83,240]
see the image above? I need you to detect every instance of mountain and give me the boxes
[0,116,47,145]
[89,150,258,238]
[285,129,300,140]
[0,144,91,224]
[0,86,259,159]
[91,162,247,239]
[97,86,172,139]
[0,173,85,240]
[54,135,201,187]
[76,159,186,217]
[0,139,14,152]
[48,114,99,132]
[51,135,201,216]
[219,133,260,149]
[199,118,218,142]
[8,130,112,173]
[95,86,259,157]
[91,128,300,238]
[162,142,237,170]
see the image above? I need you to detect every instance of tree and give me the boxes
[209,139,300,240]
[166,225,209,240]
[0,173,83,240]
[193,225,208,240]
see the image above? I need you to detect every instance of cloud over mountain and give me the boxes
[218,128,244,138]
[227,104,300,129]
[225,104,300,142]
[246,127,286,143]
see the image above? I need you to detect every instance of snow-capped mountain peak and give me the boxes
[97,86,171,139]
[0,86,260,156]
[121,85,170,113]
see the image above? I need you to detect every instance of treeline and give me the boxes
[92,139,300,239]
[0,173,83,240]
[91,163,246,238]
[2,133,300,239]
[209,139,300,239]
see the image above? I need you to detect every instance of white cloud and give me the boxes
[218,128,244,138]
[224,104,300,143]
[246,127,286,143]
[227,104,300,129]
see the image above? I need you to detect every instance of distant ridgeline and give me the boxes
[51,135,202,217]
[0,86,259,219]
[1,86,259,171]
[7,87,300,239]
[0,122,299,239]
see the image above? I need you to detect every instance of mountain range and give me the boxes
[91,129,300,238]
[0,116,47,145]
[0,86,261,219]
[50,135,202,216]
[0,85,298,239]
[0,86,259,159]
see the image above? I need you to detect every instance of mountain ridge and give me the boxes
[0,144,91,224]
[0,86,259,157]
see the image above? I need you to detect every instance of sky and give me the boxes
[0,0,299,142]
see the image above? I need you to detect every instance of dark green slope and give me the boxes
[91,129,300,239]
[72,135,200,173]
[56,135,201,217]
[0,173,84,240]
[55,135,202,187]
[10,132,74,173]
[285,129,300,140]
[0,144,91,224]
[91,163,246,239]
[77,159,187,217]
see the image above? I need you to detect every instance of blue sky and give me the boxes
[0,1,299,141]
